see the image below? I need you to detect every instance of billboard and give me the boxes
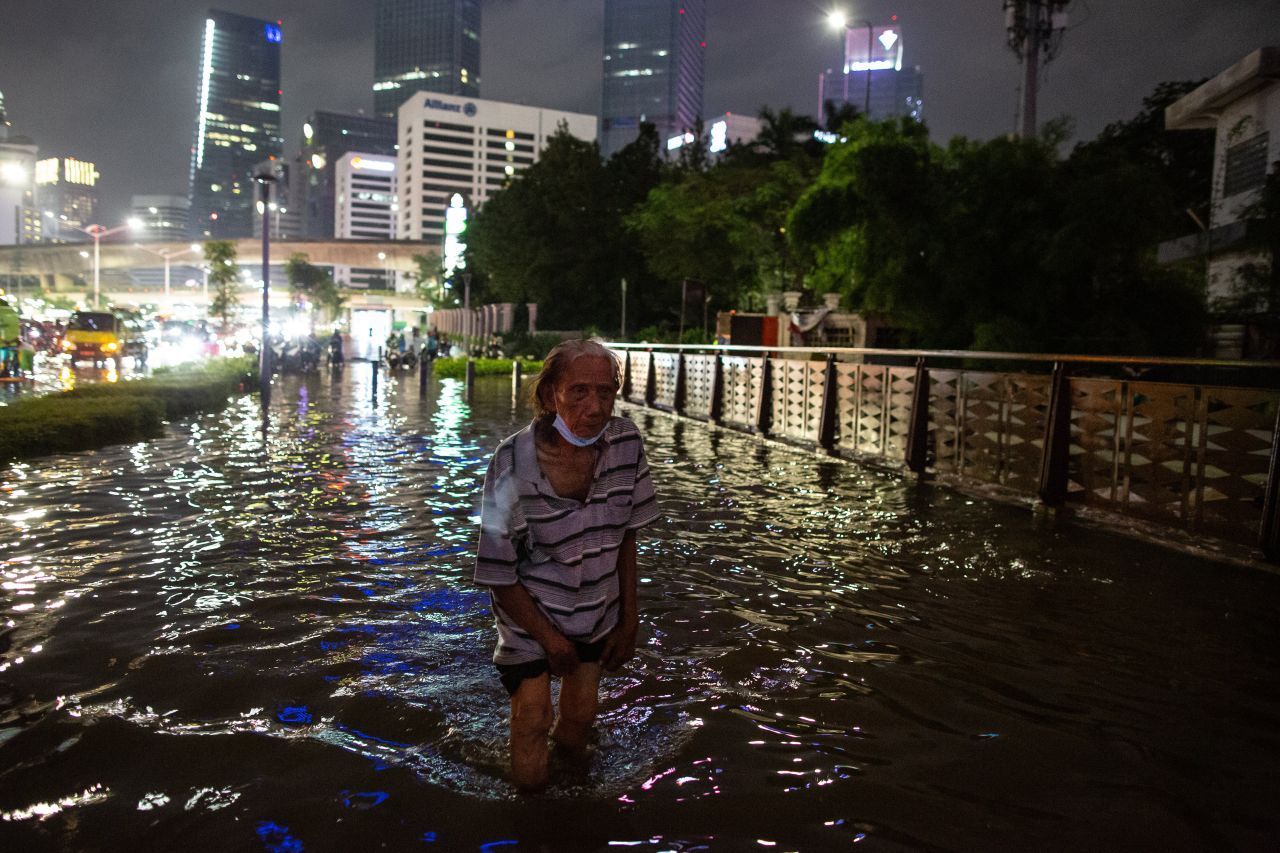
[844,25,903,73]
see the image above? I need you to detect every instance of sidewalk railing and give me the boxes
[608,344,1280,563]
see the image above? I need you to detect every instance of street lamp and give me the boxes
[135,242,202,298]
[71,219,144,309]
[827,9,874,118]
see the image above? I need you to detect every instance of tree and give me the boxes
[204,240,240,332]
[284,253,345,326]
[468,124,619,330]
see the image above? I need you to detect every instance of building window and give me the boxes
[1223,132,1270,199]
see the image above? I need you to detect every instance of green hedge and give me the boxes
[0,356,257,464]
[431,357,543,380]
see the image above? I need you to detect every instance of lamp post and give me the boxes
[827,10,874,117]
[136,243,202,299]
[254,171,277,399]
[71,219,144,309]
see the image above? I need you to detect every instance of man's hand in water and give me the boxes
[602,617,638,671]
[544,634,579,676]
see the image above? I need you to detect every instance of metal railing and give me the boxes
[608,343,1280,563]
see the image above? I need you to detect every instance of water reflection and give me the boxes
[0,371,1277,850]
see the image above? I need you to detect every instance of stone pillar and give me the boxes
[782,291,802,312]
[527,303,538,334]
[765,292,781,316]
[822,292,841,311]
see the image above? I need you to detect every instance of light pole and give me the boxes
[254,171,277,399]
[827,10,874,118]
[136,243,202,299]
[70,219,144,309]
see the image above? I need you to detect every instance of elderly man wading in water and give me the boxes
[474,339,659,790]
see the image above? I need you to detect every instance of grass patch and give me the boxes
[0,356,257,464]
[432,357,543,380]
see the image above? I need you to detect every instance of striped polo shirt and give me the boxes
[474,415,660,665]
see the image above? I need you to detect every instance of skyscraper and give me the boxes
[601,0,706,159]
[818,22,924,123]
[188,10,284,239]
[35,156,100,240]
[374,0,481,118]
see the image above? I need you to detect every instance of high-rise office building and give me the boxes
[374,0,481,118]
[188,10,284,239]
[35,156,100,240]
[396,92,595,243]
[300,111,398,239]
[601,0,706,159]
[0,99,40,245]
[334,152,398,290]
[818,22,924,123]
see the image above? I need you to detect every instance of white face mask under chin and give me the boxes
[553,413,606,447]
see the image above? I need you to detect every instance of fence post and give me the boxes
[674,352,687,414]
[905,357,931,473]
[818,353,839,453]
[644,351,657,408]
[622,350,632,399]
[512,359,522,404]
[1037,361,1072,507]
[371,351,379,401]
[755,354,773,436]
[710,353,724,425]
[465,358,476,401]
[419,348,431,394]
[1259,403,1280,562]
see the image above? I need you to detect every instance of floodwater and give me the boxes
[1,370,1278,852]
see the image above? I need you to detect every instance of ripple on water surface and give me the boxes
[1,371,1279,851]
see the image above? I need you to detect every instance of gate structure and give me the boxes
[614,344,1280,564]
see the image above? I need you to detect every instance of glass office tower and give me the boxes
[374,0,481,118]
[601,0,706,159]
[187,10,283,239]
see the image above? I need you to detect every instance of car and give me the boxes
[62,311,125,369]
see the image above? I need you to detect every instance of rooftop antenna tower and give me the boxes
[1005,1,1070,138]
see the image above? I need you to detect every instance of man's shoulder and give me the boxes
[490,425,533,473]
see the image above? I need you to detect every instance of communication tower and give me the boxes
[1004,1,1071,138]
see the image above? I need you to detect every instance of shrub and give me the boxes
[0,356,256,464]
[431,357,543,380]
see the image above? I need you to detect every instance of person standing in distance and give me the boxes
[474,339,659,791]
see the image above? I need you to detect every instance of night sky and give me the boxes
[2,0,1277,221]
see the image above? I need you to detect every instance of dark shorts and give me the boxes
[495,638,607,697]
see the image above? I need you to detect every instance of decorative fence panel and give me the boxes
[684,354,717,419]
[625,351,651,405]
[720,356,763,429]
[769,358,825,443]
[928,371,1051,494]
[652,353,680,409]
[610,346,1280,559]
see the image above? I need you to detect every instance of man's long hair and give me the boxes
[529,338,622,417]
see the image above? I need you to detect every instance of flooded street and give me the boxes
[1,369,1278,851]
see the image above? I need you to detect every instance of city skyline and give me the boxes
[1,0,1277,224]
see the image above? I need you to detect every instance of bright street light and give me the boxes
[827,10,848,30]
[71,220,144,309]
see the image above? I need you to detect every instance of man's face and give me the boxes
[551,355,618,438]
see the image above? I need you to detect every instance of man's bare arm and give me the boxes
[602,529,638,670]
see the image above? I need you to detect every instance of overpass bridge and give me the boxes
[0,238,438,288]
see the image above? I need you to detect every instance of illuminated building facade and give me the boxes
[35,156,100,241]
[601,0,706,158]
[188,10,284,239]
[818,22,924,123]
[374,0,481,118]
[300,111,397,239]
[334,152,398,290]
[0,130,40,246]
[131,195,191,242]
[396,92,595,243]
[666,112,763,160]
